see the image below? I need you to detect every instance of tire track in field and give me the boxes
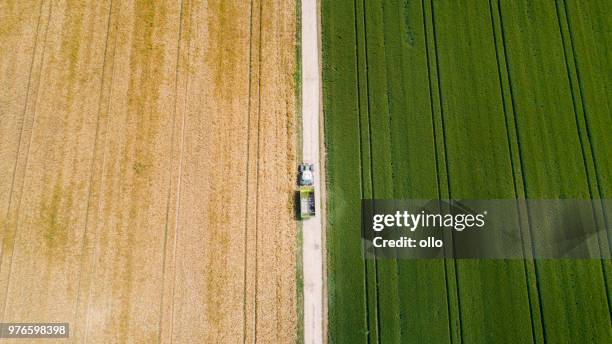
[383,1,452,342]
[554,0,611,315]
[561,0,612,314]
[246,0,262,341]
[362,1,392,343]
[351,0,374,342]
[490,0,546,343]
[421,0,453,341]
[157,0,189,342]
[493,8,548,338]
[243,0,258,341]
[0,0,45,257]
[159,0,192,341]
[487,1,545,343]
[423,1,462,343]
[75,11,118,342]
[0,0,51,318]
[72,0,115,339]
[380,5,408,340]
[560,0,612,250]
[373,2,404,342]
[417,0,456,342]
[358,0,381,341]
[563,0,610,220]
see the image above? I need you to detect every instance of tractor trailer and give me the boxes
[298,163,315,219]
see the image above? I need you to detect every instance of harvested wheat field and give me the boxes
[0,0,298,342]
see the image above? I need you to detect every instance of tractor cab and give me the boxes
[298,163,314,186]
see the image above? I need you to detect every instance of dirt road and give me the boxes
[0,0,297,342]
[301,0,325,343]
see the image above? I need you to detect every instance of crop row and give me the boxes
[323,0,610,343]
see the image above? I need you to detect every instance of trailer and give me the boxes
[300,186,316,219]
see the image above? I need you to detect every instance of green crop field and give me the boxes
[322,0,611,343]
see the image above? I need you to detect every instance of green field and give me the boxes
[322,0,611,343]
